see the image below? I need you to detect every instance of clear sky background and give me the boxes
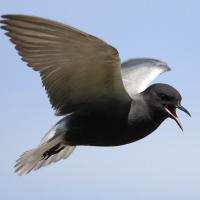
[0,0,199,199]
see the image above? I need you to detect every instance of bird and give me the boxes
[0,15,191,175]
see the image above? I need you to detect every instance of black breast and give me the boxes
[65,103,131,146]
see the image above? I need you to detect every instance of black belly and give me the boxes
[65,109,158,146]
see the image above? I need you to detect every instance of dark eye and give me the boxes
[158,93,171,101]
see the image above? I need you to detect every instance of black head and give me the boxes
[144,83,191,130]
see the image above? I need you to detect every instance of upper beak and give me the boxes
[176,105,191,117]
[164,105,191,131]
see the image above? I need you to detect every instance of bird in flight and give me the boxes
[0,15,190,175]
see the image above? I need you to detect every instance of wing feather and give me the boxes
[121,58,171,97]
[1,15,129,115]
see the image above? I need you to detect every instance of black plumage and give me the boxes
[0,15,190,175]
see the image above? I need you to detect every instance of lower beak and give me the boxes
[164,105,191,131]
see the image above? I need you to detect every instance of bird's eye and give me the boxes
[158,93,171,101]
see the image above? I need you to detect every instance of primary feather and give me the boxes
[1,15,129,115]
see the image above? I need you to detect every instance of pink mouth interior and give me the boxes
[165,106,177,118]
[164,106,183,130]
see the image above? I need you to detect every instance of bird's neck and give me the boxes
[130,93,167,122]
[126,94,166,143]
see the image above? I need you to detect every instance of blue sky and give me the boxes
[0,0,199,199]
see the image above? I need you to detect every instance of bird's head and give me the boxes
[144,83,191,130]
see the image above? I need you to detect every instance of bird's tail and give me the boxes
[15,117,76,175]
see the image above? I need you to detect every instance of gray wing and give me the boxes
[1,15,130,115]
[121,58,171,97]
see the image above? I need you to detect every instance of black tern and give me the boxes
[0,15,191,175]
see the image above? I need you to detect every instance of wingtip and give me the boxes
[122,58,172,72]
[1,14,16,19]
[1,14,27,20]
[0,19,6,23]
[163,65,171,72]
[1,14,11,19]
[157,60,171,72]
[0,22,9,33]
[0,25,8,31]
[0,15,9,29]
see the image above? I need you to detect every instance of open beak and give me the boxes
[164,105,191,131]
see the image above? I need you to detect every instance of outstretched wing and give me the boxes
[1,15,130,115]
[121,58,171,97]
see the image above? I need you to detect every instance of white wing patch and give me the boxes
[121,58,171,97]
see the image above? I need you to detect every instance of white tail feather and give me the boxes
[15,117,76,175]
